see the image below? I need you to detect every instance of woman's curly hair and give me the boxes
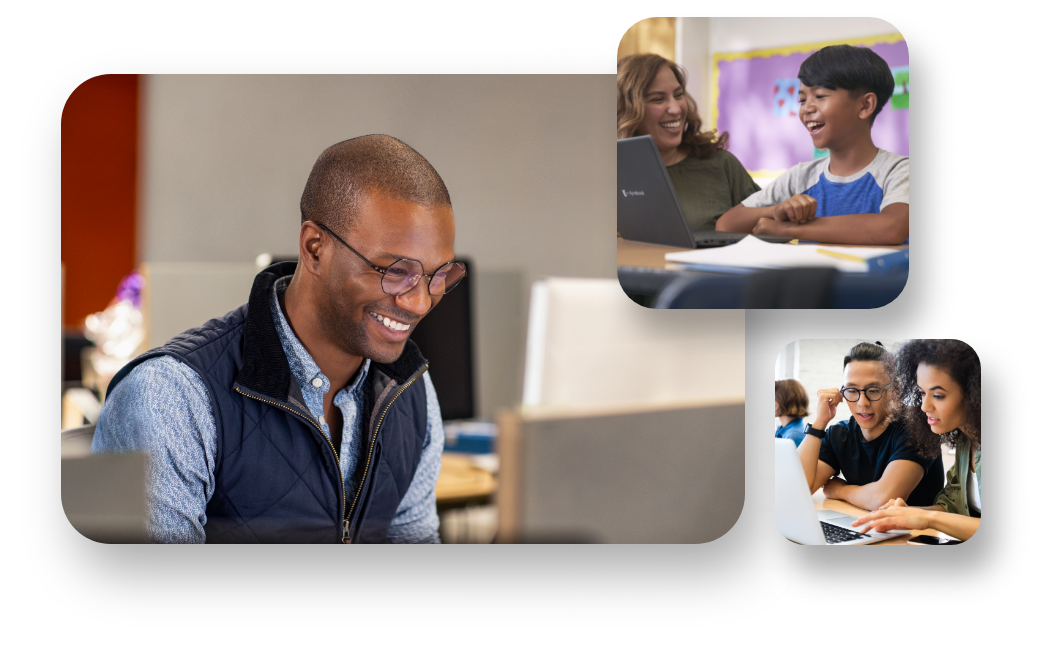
[896,339,981,458]
[617,53,728,160]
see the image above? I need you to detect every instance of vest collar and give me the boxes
[236,261,427,404]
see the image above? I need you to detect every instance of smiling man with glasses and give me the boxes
[93,135,461,543]
[794,342,944,511]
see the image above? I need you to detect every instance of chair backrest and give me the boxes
[654,274,746,308]
[61,423,96,458]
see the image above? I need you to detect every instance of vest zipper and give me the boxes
[234,386,347,541]
[343,365,429,543]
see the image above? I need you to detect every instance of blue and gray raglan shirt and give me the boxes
[741,149,909,224]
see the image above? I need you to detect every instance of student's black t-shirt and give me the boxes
[818,417,944,507]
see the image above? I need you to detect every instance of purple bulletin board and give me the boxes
[711,35,908,175]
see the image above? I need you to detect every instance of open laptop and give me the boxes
[775,439,904,545]
[617,135,791,248]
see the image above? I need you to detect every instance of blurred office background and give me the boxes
[61,73,748,543]
[62,75,612,541]
[614,18,902,184]
[61,74,616,421]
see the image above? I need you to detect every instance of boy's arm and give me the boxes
[752,202,909,245]
[716,204,775,233]
[822,459,923,511]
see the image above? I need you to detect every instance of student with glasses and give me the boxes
[854,340,981,541]
[93,135,464,543]
[796,342,944,510]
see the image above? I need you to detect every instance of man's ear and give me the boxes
[299,221,325,277]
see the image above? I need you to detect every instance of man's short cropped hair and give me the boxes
[843,341,895,378]
[300,134,452,232]
[798,45,895,124]
[775,379,810,418]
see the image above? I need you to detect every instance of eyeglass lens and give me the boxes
[382,260,467,296]
[841,388,885,402]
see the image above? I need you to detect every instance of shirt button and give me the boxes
[311,378,323,388]
[319,415,326,426]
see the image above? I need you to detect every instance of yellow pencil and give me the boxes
[816,248,868,264]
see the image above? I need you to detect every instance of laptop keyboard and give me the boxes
[821,521,872,544]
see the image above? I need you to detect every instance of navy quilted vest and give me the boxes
[108,262,429,543]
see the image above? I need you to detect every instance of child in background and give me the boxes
[775,379,809,448]
[717,45,909,245]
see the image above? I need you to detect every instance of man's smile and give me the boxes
[369,311,414,332]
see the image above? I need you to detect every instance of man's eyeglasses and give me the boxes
[839,381,893,402]
[316,222,466,297]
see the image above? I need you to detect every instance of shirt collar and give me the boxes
[269,275,370,399]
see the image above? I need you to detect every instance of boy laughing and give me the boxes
[717,45,908,245]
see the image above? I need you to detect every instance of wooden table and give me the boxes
[435,453,496,509]
[813,489,942,545]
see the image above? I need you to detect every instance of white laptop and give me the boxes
[775,439,905,545]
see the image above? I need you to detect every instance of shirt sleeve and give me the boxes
[878,155,909,209]
[740,164,800,208]
[933,456,964,514]
[817,423,843,472]
[91,356,217,543]
[385,372,444,544]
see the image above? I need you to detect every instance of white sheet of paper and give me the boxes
[664,236,896,273]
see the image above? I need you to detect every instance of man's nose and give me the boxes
[395,280,433,317]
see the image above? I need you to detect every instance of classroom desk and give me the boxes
[435,453,496,510]
[617,236,909,305]
[813,489,942,545]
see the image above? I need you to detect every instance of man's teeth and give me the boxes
[371,312,409,331]
[807,122,824,131]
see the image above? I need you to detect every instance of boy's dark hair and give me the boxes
[798,44,895,125]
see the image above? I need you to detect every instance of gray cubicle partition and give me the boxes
[498,401,745,544]
[142,262,259,349]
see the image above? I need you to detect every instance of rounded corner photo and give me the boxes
[617,18,908,309]
[774,339,980,545]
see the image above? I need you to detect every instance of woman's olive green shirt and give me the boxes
[934,434,981,516]
[665,149,761,232]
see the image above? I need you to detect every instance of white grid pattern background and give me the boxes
[455,26,1036,622]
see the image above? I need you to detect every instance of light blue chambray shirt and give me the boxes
[93,276,444,543]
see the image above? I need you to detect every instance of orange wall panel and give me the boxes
[61,74,138,327]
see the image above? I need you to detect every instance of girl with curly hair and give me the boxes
[617,54,760,232]
[855,339,981,541]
